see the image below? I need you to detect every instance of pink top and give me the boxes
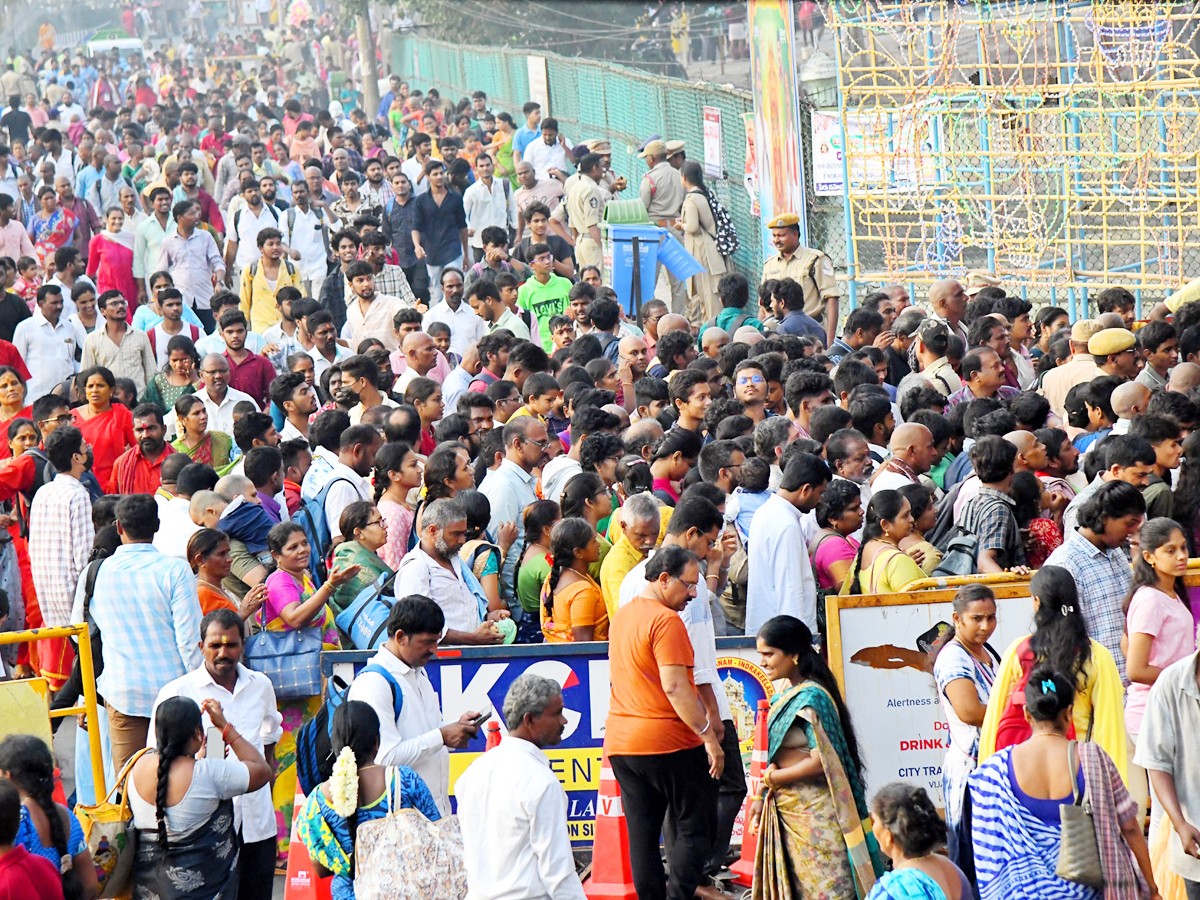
[1125,585,1197,735]
[263,568,339,645]
[377,497,415,570]
[812,533,859,591]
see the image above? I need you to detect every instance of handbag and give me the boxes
[334,571,396,650]
[353,767,468,900]
[243,602,324,700]
[1056,740,1104,888]
[74,748,150,898]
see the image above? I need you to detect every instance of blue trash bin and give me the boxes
[609,225,662,317]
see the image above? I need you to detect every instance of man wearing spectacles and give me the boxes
[80,289,156,396]
[479,416,551,608]
[732,359,769,424]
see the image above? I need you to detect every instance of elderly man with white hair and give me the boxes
[455,674,586,900]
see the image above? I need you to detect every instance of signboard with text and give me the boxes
[326,638,772,846]
[702,106,723,178]
[826,587,1035,806]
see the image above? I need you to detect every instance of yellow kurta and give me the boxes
[978,635,1129,783]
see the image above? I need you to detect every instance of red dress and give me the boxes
[72,404,135,493]
[86,232,139,321]
[0,405,32,461]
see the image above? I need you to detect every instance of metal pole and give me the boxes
[76,629,106,800]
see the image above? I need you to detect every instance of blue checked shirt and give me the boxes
[71,543,203,717]
[1044,529,1132,684]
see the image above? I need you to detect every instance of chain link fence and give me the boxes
[391,33,764,276]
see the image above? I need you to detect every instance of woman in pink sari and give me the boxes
[86,208,139,321]
[27,185,76,268]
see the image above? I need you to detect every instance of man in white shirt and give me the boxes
[392,331,439,395]
[395,498,506,645]
[149,608,282,898]
[400,133,433,196]
[745,452,831,635]
[299,423,379,545]
[521,118,572,181]
[280,180,331,299]
[462,154,516,264]
[423,268,485,356]
[871,423,939,494]
[347,595,483,817]
[13,284,77,400]
[456,674,587,900]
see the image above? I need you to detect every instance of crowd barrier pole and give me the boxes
[729,699,769,888]
[0,624,105,799]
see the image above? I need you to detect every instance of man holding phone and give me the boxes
[348,594,484,817]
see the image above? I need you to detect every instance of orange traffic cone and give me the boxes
[730,699,770,887]
[284,786,332,900]
[583,749,637,900]
[485,720,501,750]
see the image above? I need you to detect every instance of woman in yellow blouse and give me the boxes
[839,490,927,596]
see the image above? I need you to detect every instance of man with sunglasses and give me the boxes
[479,416,551,607]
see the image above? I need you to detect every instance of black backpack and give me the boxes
[701,185,739,257]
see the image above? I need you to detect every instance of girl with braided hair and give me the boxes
[0,734,97,899]
[540,517,606,643]
[127,696,271,898]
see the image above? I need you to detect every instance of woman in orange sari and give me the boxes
[0,367,33,461]
[70,366,134,493]
[186,527,265,619]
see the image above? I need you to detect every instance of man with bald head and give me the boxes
[1111,381,1152,435]
[1005,430,1049,472]
[624,417,664,462]
[871,423,938,493]
[1168,361,1200,393]
[883,283,910,313]
[926,279,968,345]
[701,326,729,359]
[733,325,765,347]
[394,331,438,394]
[656,312,691,337]
[618,335,649,381]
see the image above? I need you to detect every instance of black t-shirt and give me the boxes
[0,109,31,145]
[513,234,573,265]
[0,291,30,343]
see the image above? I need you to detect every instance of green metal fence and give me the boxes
[390,34,762,276]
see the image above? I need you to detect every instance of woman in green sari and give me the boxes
[752,615,884,900]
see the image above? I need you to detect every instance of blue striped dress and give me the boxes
[968,746,1100,900]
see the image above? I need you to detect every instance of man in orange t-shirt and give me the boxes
[603,545,724,900]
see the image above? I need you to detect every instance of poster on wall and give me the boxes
[827,592,1035,806]
[742,111,759,217]
[748,0,807,245]
[810,108,940,197]
[328,639,773,846]
[527,56,550,114]
[703,106,723,178]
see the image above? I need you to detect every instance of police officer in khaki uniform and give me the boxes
[639,138,687,312]
[760,212,841,344]
[585,139,627,197]
[566,152,607,274]
[665,140,686,170]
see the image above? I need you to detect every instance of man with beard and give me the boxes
[361,157,390,210]
[149,607,282,900]
[423,266,484,356]
[258,175,287,214]
[384,172,428,304]
[395,497,509,645]
[784,371,835,441]
[110,405,177,494]
[344,261,407,351]
[272,372,320,442]
[1036,426,1082,508]
[871,423,940,493]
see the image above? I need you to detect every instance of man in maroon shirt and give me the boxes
[219,310,275,408]
[109,404,178,494]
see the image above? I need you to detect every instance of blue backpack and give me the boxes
[293,476,358,585]
[295,662,403,796]
[335,571,397,651]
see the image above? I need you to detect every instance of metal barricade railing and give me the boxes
[0,625,105,799]
[902,572,1031,592]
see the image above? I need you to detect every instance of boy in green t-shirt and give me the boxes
[517,242,573,354]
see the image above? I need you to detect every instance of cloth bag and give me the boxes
[74,747,149,898]
[1056,740,1104,888]
[243,606,324,699]
[354,767,468,900]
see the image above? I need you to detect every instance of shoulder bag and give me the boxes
[74,748,150,898]
[243,598,325,700]
[1056,739,1104,888]
[353,767,469,900]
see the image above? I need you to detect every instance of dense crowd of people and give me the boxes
[0,12,1196,900]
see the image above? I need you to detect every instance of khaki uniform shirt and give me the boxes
[761,247,839,320]
[565,176,605,239]
[639,161,685,223]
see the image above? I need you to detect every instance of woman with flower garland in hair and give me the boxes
[127,696,271,898]
[297,700,440,900]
